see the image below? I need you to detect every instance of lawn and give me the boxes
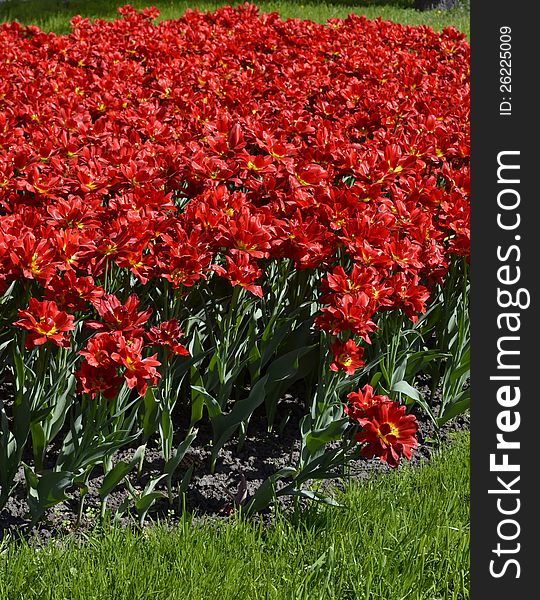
[0,432,469,600]
[0,0,470,37]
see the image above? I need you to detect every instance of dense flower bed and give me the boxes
[0,4,469,522]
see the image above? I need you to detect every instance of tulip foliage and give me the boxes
[0,4,469,523]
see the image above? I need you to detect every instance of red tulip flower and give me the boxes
[354,401,418,468]
[345,384,386,420]
[212,251,264,297]
[330,338,364,375]
[147,319,190,359]
[110,335,161,396]
[87,294,152,337]
[76,361,123,400]
[14,298,75,349]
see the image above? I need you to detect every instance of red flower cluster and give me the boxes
[346,385,418,467]
[77,331,160,398]
[74,294,167,398]
[1,5,469,389]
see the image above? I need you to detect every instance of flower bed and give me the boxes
[0,4,469,525]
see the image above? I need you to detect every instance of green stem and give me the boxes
[76,483,88,527]
[34,344,50,395]
[226,285,241,331]
[163,280,170,321]
[104,258,110,292]
[167,478,173,506]
[100,496,108,522]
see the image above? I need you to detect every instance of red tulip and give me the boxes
[14,298,75,348]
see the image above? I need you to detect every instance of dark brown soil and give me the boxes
[0,383,469,545]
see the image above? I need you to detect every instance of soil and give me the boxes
[0,382,469,545]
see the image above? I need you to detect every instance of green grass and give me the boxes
[0,0,470,37]
[0,431,470,600]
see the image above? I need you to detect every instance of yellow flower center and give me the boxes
[377,423,400,445]
[30,254,41,275]
[237,241,257,252]
[36,322,57,336]
[339,354,352,367]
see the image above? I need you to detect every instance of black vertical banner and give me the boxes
[471,1,538,597]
